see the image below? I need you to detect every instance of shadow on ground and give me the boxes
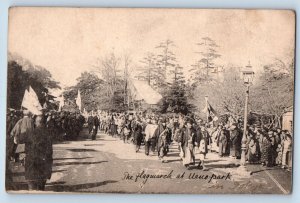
[53,157,94,161]
[67,148,99,152]
[53,160,108,167]
[46,180,118,192]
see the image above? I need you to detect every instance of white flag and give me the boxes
[21,89,30,110]
[21,86,42,115]
[76,90,82,112]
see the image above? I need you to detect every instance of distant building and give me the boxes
[127,79,163,111]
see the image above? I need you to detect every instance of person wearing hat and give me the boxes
[179,118,196,168]
[229,123,242,159]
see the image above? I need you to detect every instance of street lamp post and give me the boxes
[237,61,255,176]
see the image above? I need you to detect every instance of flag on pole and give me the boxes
[76,90,82,112]
[202,96,218,122]
[21,86,42,115]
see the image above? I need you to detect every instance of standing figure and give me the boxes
[229,123,242,159]
[144,119,158,156]
[133,118,143,152]
[268,131,277,167]
[157,119,170,162]
[110,114,117,137]
[179,119,196,168]
[200,125,209,158]
[87,113,94,134]
[218,128,228,157]
[25,115,53,191]
[260,133,272,167]
[247,134,260,163]
[123,120,131,143]
[92,114,100,140]
[10,110,34,163]
[194,122,207,170]
[211,126,221,153]
[282,133,292,170]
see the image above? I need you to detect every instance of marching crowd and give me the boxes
[6,109,293,191]
[86,111,293,171]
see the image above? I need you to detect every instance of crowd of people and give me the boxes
[86,111,293,171]
[6,108,293,191]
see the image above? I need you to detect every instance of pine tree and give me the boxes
[190,37,221,85]
[155,39,177,88]
[161,64,193,114]
[136,52,160,86]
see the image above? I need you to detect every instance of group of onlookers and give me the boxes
[87,112,293,171]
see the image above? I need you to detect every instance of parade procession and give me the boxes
[5,8,294,194]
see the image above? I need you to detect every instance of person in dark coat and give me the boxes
[156,118,170,162]
[229,124,242,159]
[179,119,196,168]
[87,113,94,135]
[25,114,53,191]
[268,131,277,167]
[92,115,100,140]
[260,132,272,167]
[218,128,228,157]
[108,114,116,136]
[132,118,143,152]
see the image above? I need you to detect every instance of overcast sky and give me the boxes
[8,8,295,87]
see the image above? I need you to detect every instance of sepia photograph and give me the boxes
[5,7,295,194]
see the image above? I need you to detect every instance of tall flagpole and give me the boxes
[204,95,209,122]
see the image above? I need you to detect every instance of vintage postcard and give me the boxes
[6,7,295,194]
